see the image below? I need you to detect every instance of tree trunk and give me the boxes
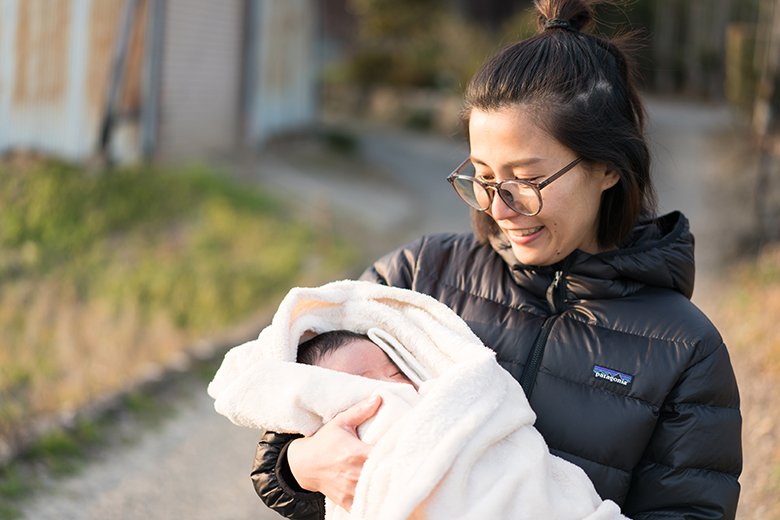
[707,0,732,98]
[752,0,780,244]
[654,0,679,93]
[684,0,707,95]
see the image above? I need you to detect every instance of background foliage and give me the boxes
[0,157,360,448]
[333,0,763,97]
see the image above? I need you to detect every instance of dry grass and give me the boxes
[0,157,362,458]
[704,245,780,520]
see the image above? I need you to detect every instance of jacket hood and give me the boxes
[488,211,696,302]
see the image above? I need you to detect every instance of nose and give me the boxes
[488,187,517,221]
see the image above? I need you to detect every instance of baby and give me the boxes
[210,280,625,520]
[296,330,415,387]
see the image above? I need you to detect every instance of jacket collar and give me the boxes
[488,212,695,302]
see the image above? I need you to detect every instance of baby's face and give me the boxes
[316,339,414,386]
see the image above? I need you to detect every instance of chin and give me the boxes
[510,244,556,267]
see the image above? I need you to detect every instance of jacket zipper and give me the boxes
[520,268,567,399]
[520,314,559,398]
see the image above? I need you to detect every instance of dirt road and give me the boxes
[16,96,753,520]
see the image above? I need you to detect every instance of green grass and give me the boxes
[0,466,27,520]
[0,373,195,519]
[0,466,27,519]
[0,157,363,458]
[0,422,93,518]
[0,466,26,500]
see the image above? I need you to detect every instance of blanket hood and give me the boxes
[207,280,497,434]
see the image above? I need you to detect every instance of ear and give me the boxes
[600,166,620,192]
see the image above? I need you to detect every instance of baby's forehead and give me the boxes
[328,338,395,367]
[313,336,394,372]
[346,338,387,356]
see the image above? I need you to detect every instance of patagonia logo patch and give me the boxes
[593,365,633,387]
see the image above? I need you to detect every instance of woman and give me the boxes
[250,1,742,518]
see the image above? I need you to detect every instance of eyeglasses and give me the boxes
[447,156,583,217]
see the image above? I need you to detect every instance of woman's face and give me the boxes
[468,105,619,266]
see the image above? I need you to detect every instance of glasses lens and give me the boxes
[449,161,543,216]
[452,176,491,209]
[498,182,542,216]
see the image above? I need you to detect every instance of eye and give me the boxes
[476,173,495,182]
[390,371,410,383]
[512,169,545,183]
[517,176,541,184]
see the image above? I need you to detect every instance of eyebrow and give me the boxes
[470,157,545,169]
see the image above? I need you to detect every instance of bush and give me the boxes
[340,9,538,91]
[0,158,360,446]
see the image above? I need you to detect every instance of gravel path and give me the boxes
[16,96,752,520]
[19,376,267,520]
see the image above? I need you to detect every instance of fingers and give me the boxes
[334,394,383,431]
[286,394,383,512]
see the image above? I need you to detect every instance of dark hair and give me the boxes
[296,330,370,366]
[462,0,656,249]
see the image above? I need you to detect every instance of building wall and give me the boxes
[0,0,146,161]
[0,0,320,162]
[156,0,244,160]
[246,0,318,145]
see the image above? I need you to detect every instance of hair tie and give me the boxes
[544,18,576,32]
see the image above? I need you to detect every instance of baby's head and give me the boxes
[297,330,413,386]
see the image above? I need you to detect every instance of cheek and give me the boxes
[537,198,568,234]
[538,195,597,246]
[545,181,602,225]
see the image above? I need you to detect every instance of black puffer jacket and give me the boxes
[251,211,742,520]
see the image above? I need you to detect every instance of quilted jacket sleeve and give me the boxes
[251,431,325,520]
[359,236,422,287]
[622,342,742,520]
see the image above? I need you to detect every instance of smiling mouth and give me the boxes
[506,226,544,237]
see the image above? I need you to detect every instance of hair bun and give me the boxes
[535,0,595,34]
[543,18,577,31]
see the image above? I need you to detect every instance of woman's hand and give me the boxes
[287,394,383,512]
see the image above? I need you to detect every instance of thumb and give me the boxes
[336,394,383,430]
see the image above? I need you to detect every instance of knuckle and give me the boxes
[345,453,367,468]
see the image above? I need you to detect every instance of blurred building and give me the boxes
[0,0,319,163]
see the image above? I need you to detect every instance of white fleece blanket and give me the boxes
[208,280,626,520]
